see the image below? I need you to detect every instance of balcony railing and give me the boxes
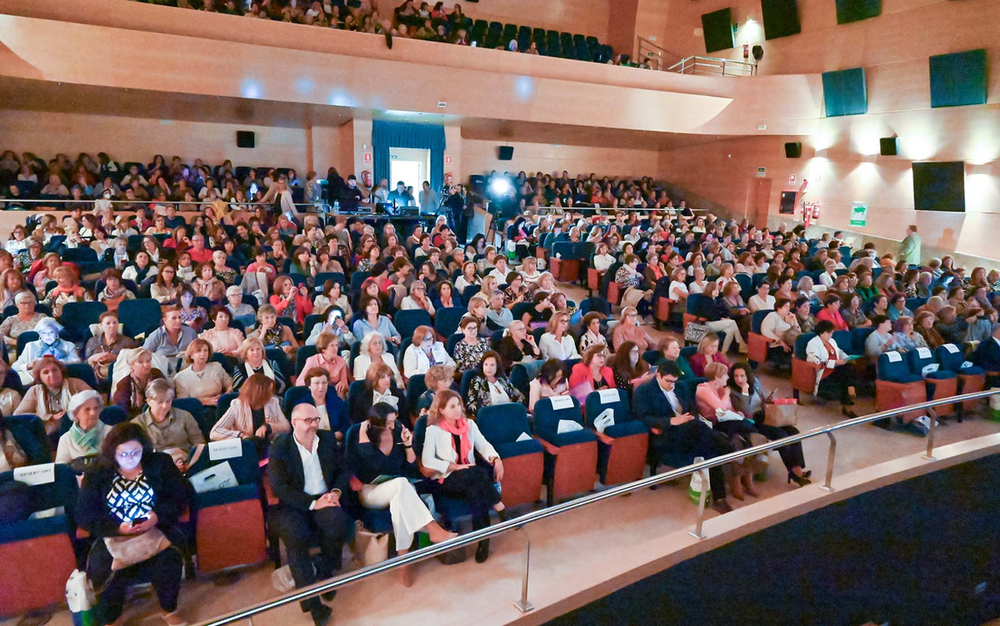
[667,55,756,77]
[196,388,999,625]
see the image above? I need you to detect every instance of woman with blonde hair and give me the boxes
[44,266,91,318]
[210,372,290,455]
[174,338,233,407]
[295,331,351,395]
[232,336,287,395]
[539,311,579,360]
[421,389,505,563]
[113,348,165,418]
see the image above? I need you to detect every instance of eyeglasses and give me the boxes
[295,417,322,425]
[116,449,143,460]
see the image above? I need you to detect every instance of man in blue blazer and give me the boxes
[269,404,355,626]
[973,323,1000,383]
[633,360,735,513]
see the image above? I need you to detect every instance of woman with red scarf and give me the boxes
[420,389,505,563]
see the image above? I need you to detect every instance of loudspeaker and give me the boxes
[236,131,255,149]
[701,8,735,53]
[498,146,514,161]
[880,137,899,156]
[761,0,801,40]
[784,142,802,159]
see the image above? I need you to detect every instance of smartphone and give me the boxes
[331,310,343,320]
[648,365,658,375]
[132,516,148,525]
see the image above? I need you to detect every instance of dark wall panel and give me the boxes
[822,67,868,117]
[701,8,735,53]
[761,0,801,40]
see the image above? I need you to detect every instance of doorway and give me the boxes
[389,147,431,201]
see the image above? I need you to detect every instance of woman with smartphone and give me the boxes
[77,422,190,626]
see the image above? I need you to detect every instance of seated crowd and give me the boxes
[1,153,997,626]
[127,0,614,61]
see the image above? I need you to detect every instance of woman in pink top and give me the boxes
[295,331,351,396]
[687,333,731,378]
[694,361,758,500]
[815,294,849,332]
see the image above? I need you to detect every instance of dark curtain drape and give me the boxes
[372,120,446,194]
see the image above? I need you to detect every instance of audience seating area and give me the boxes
[128,0,614,62]
[2,155,999,623]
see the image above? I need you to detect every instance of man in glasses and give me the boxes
[633,360,736,513]
[268,403,354,626]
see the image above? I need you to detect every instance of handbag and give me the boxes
[568,379,594,405]
[65,569,96,623]
[352,521,390,567]
[104,528,171,571]
[764,399,798,427]
[684,322,710,344]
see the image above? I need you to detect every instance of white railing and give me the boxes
[667,55,756,77]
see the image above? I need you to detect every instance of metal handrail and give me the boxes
[667,55,755,77]
[636,37,684,71]
[199,388,1000,626]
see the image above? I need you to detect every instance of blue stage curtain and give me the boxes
[372,121,446,194]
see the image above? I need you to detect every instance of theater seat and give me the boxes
[0,464,79,615]
[412,416,469,524]
[186,439,267,574]
[935,344,985,415]
[876,352,926,422]
[477,404,544,507]
[906,347,957,417]
[746,309,772,367]
[549,242,581,283]
[791,333,818,399]
[532,397,598,506]
[584,389,647,487]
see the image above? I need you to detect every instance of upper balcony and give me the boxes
[0,0,824,138]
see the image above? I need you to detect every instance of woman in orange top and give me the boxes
[568,345,615,394]
[815,293,849,332]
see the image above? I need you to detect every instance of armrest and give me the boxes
[650,427,663,435]
[533,436,560,456]
[595,431,615,445]
[76,527,90,539]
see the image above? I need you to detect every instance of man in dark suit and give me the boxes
[973,323,1000,383]
[633,360,735,513]
[269,403,355,626]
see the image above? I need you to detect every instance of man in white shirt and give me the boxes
[268,404,353,626]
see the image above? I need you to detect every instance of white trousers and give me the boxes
[705,319,745,353]
[359,477,433,550]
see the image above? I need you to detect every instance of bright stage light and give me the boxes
[489,178,513,196]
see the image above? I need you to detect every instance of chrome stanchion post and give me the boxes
[820,432,837,492]
[688,467,710,540]
[923,408,938,461]
[513,530,534,613]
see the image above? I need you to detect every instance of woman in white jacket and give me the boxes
[421,389,505,563]
[402,325,455,378]
[804,320,857,418]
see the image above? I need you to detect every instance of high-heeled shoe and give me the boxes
[788,471,812,486]
[842,406,858,419]
[475,539,490,563]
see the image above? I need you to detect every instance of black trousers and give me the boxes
[95,546,183,625]
[752,417,806,472]
[817,366,855,403]
[438,466,501,531]
[654,420,735,500]
[270,504,355,614]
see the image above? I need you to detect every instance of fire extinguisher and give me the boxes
[812,202,821,220]
[743,44,749,60]
[803,202,812,227]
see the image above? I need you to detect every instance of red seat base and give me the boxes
[500,452,544,508]
[600,433,649,486]
[196,500,268,574]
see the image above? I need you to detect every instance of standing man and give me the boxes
[445,184,467,243]
[418,180,438,216]
[899,224,921,265]
[268,403,354,626]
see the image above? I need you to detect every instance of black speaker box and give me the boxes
[784,142,802,159]
[880,137,899,156]
[236,130,255,149]
[498,146,514,161]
